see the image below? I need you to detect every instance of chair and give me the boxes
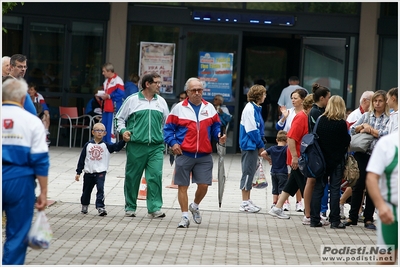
[56,107,93,148]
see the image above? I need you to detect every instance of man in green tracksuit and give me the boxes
[115,72,170,218]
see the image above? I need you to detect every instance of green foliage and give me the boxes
[2,2,24,33]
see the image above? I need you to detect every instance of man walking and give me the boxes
[164,77,226,228]
[99,62,125,142]
[115,72,169,218]
[2,78,49,264]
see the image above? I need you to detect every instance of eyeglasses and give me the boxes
[93,129,105,133]
[188,88,203,93]
[151,81,162,85]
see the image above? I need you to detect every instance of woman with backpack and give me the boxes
[311,95,350,228]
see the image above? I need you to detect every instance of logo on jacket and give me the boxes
[3,119,14,129]
[89,145,104,161]
[201,110,209,117]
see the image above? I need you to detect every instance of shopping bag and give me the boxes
[28,211,53,249]
[252,157,268,189]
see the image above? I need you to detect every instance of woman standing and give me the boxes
[303,83,331,224]
[275,88,308,211]
[346,90,390,229]
[239,84,268,213]
[310,96,350,228]
[386,87,398,133]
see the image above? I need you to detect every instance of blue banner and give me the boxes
[198,52,233,101]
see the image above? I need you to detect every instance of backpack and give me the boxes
[298,116,326,178]
[343,154,359,187]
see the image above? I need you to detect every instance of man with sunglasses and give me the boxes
[115,72,170,219]
[164,77,226,228]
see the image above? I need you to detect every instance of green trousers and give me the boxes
[124,142,164,213]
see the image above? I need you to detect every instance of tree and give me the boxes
[2,2,24,33]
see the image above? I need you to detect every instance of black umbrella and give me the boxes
[217,123,229,208]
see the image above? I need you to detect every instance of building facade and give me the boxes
[2,2,397,152]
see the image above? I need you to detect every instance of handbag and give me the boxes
[252,157,268,189]
[349,133,374,153]
[349,112,374,153]
[343,154,360,187]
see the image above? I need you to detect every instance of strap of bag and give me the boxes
[312,115,322,135]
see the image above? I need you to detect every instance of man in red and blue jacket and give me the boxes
[99,62,125,142]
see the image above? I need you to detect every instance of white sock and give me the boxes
[192,202,199,209]
[182,212,189,218]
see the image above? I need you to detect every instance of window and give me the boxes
[2,16,23,56]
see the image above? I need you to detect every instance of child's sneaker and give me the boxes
[98,208,107,216]
[81,205,88,214]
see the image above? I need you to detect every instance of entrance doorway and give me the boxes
[238,33,302,150]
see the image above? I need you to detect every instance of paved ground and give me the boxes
[20,146,380,265]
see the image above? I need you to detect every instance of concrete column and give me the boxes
[355,3,380,105]
[106,2,128,80]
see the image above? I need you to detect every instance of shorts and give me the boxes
[271,172,289,195]
[283,168,306,197]
[240,150,259,191]
[377,203,398,250]
[174,154,213,186]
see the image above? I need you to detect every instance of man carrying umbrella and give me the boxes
[164,77,226,228]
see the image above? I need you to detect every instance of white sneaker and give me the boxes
[320,215,330,226]
[248,200,262,211]
[268,207,290,219]
[302,216,310,225]
[239,202,260,213]
[296,201,304,212]
[283,201,290,211]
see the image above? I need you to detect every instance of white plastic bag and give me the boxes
[28,211,53,249]
[252,157,268,189]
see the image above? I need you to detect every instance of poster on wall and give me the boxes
[198,51,233,101]
[139,42,175,94]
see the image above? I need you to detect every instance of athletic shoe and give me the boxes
[364,221,376,230]
[283,200,290,211]
[268,207,290,219]
[189,203,202,224]
[339,204,346,219]
[296,201,304,212]
[302,216,311,225]
[239,202,260,213]
[125,211,136,217]
[271,204,276,209]
[178,216,190,228]
[81,205,88,214]
[98,208,107,216]
[320,215,330,226]
[148,210,166,219]
[248,200,262,211]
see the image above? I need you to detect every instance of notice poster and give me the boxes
[198,52,233,101]
[139,42,175,94]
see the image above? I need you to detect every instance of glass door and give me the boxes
[301,37,348,97]
[182,28,240,153]
[24,19,106,146]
